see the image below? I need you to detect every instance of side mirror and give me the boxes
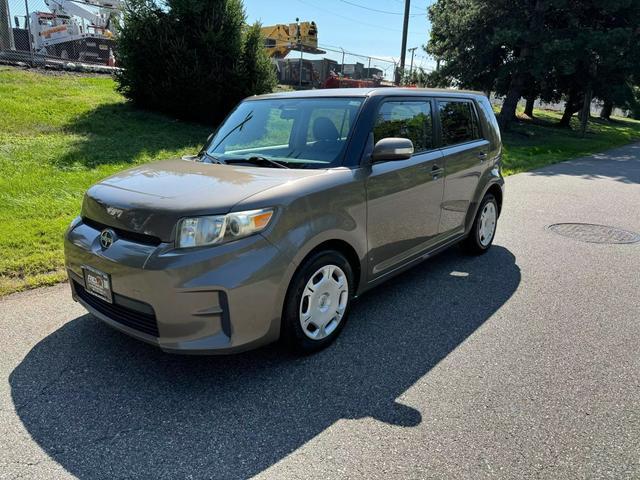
[371,138,414,162]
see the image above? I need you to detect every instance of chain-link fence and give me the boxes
[0,0,119,68]
[272,41,402,89]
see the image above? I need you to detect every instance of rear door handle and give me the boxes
[478,151,487,162]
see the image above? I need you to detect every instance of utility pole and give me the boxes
[367,56,371,79]
[408,47,417,77]
[299,48,303,87]
[396,0,411,85]
[296,18,303,87]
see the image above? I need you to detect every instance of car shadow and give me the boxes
[10,245,520,479]
[54,103,209,169]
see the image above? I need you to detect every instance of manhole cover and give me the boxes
[547,223,640,244]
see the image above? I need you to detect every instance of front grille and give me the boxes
[74,280,160,337]
[82,217,162,246]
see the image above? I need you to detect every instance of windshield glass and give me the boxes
[205,97,365,169]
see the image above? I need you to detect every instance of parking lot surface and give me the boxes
[1,143,639,479]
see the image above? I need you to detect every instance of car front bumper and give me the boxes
[64,218,292,354]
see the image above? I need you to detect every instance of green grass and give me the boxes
[501,109,640,175]
[0,67,639,296]
[0,67,209,295]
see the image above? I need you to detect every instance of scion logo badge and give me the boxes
[99,229,116,249]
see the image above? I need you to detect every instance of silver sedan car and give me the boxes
[64,88,504,354]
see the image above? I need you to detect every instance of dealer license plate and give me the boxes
[82,266,113,303]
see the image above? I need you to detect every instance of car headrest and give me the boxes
[313,117,340,142]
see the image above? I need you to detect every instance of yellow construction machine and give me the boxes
[261,20,325,58]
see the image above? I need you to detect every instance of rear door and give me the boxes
[436,99,490,235]
[365,98,445,278]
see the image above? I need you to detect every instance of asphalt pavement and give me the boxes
[1,143,639,479]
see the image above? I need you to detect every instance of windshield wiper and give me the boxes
[210,111,254,151]
[199,152,225,164]
[225,156,290,169]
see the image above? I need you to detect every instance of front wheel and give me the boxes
[282,251,354,353]
[462,193,498,255]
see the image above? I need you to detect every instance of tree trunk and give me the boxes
[600,100,613,120]
[524,94,536,118]
[580,85,592,137]
[498,85,523,130]
[559,91,581,128]
[498,0,545,130]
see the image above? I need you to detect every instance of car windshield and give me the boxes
[205,97,365,169]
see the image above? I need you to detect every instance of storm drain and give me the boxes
[547,223,640,244]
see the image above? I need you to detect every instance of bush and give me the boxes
[114,0,276,125]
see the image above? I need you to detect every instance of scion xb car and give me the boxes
[64,88,504,354]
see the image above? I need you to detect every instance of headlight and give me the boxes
[177,208,274,248]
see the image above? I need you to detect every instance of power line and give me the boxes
[338,0,424,17]
[296,0,419,35]
[413,55,435,72]
[390,0,430,15]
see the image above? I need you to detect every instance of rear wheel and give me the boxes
[462,193,498,254]
[282,251,354,353]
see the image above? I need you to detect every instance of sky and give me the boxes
[244,0,436,78]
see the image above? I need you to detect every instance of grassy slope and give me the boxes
[0,67,639,295]
[501,110,640,175]
[0,68,209,295]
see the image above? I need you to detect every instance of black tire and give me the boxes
[462,193,498,255]
[282,250,354,354]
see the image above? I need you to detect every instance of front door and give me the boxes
[366,99,445,279]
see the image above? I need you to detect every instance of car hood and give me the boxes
[81,159,325,242]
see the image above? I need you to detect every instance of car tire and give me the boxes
[462,193,498,255]
[282,250,354,354]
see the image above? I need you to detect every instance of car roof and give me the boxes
[249,87,486,101]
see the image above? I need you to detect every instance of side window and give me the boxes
[373,100,434,153]
[438,100,481,146]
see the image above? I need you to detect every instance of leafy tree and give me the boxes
[402,67,432,88]
[426,0,640,130]
[427,0,553,129]
[547,0,640,128]
[426,0,510,95]
[630,86,640,120]
[115,0,276,125]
